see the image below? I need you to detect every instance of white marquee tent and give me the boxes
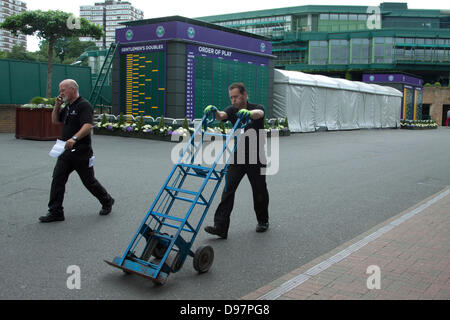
[272,69,403,132]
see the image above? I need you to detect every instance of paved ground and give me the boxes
[243,187,450,300]
[0,127,449,300]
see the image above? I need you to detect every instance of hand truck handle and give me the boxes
[236,116,252,129]
[203,112,216,131]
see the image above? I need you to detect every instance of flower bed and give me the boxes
[400,120,438,130]
[93,114,291,142]
[94,114,184,142]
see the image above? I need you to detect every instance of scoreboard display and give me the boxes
[115,18,273,120]
[186,44,270,119]
[119,43,166,118]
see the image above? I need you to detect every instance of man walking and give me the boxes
[203,83,269,239]
[39,79,114,222]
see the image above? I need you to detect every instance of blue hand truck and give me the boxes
[105,112,250,285]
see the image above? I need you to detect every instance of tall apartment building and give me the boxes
[0,0,27,52]
[80,0,143,49]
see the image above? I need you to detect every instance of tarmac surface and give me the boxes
[0,127,449,300]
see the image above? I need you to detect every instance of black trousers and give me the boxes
[214,164,269,232]
[48,148,111,215]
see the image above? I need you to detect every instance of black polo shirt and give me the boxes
[59,96,93,148]
[223,102,267,166]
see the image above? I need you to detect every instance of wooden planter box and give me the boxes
[16,107,62,141]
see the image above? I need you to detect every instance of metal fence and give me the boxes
[0,58,92,105]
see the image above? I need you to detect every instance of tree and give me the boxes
[4,44,37,61]
[0,45,46,62]
[39,37,98,64]
[0,10,103,98]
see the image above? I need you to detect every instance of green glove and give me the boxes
[204,105,217,115]
[237,109,251,120]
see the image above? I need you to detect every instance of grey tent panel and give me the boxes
[273,70,403,133]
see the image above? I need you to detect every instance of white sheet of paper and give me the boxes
[89,156,95,168]
[49,139,66,158]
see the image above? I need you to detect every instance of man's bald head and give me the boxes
[59,79,80,103]
[60,79,79,90]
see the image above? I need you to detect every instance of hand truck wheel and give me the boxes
[193,245,214,273]
[171,252,183,272]
[153,233,170,259]
[153,241,167,259]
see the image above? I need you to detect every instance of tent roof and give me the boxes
[382,86,404,97]
[274,69,403,97]
[335,78,361,91]
[274,69,317,86]
[353,81,377,93]
[312,75,340,89]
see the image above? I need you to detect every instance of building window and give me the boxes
[351,38,370,64]
[330,14,339,20]
[414,48,425,61]
[275,50,302,65]
[394,37,450,62]
[373,37,393,63]
[330,39,349,64]
[424,48,434,61]
[358,14,367,21]
[436,49,450,62]
[309,40,328,65]
[404,48,414,60]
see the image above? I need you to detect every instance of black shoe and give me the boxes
[39,213,65,223]
[256,222,269,233]
[204,226,227,239]
[99,198,114,216]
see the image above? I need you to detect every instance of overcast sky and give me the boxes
[25,0,450,51]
